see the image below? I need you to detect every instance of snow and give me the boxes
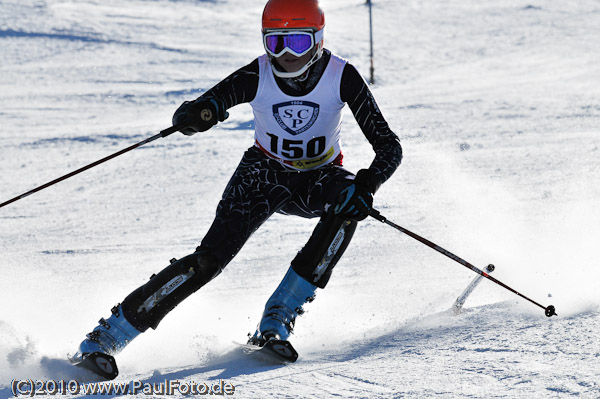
[1,0,599,397]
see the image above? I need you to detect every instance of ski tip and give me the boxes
[71,352,119,380]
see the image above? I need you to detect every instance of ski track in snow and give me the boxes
[1,0,599,398]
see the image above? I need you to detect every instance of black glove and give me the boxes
[172,96,229,135]
[333,169,378,221]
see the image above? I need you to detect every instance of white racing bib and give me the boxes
[250,53,347,170]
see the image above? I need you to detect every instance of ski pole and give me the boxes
[369,209,557,317]
[0,125,183,209]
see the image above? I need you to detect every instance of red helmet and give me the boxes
[262,0,325,32]
[261,0,326,78]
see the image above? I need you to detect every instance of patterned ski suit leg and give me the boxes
[202,145,358,285]
[121,147,296,331]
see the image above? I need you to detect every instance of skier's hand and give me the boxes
[333,169,377,221]
[173,96,229,135]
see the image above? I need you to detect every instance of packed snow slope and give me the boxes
[1,0,599,397]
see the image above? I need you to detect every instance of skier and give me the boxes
[71,0,402,376]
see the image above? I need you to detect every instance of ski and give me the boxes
[242,339,299,363]
[69,352,119,380]
[452,264,495,315]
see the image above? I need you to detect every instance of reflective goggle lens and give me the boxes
[265,32,313,56]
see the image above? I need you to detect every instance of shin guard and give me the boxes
[291,213,357,288]
[121,248,221,331]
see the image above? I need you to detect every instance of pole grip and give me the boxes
[160,124,184,137]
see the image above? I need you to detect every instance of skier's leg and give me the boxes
[74,147,293,357]
[120,247,222,331]
[291,212,358,288]
[251,212,357,344]
[250,163,359,344]
[73,247,221,359]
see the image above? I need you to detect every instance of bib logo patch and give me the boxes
[272,101,319,135]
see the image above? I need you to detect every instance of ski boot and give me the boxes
[248,267,317,347]
[69,304,141,380]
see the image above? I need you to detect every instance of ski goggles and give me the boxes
[263,29,323,58]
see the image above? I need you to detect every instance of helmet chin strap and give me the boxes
[270,43,324,79]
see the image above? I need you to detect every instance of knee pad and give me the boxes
[121,247,221,331]
[291,213,357,288]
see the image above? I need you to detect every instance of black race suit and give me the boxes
[120,50,403,332]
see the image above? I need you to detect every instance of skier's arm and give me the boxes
[340,63,403,192]
[173,59,260,134]
[201,58,260,108]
